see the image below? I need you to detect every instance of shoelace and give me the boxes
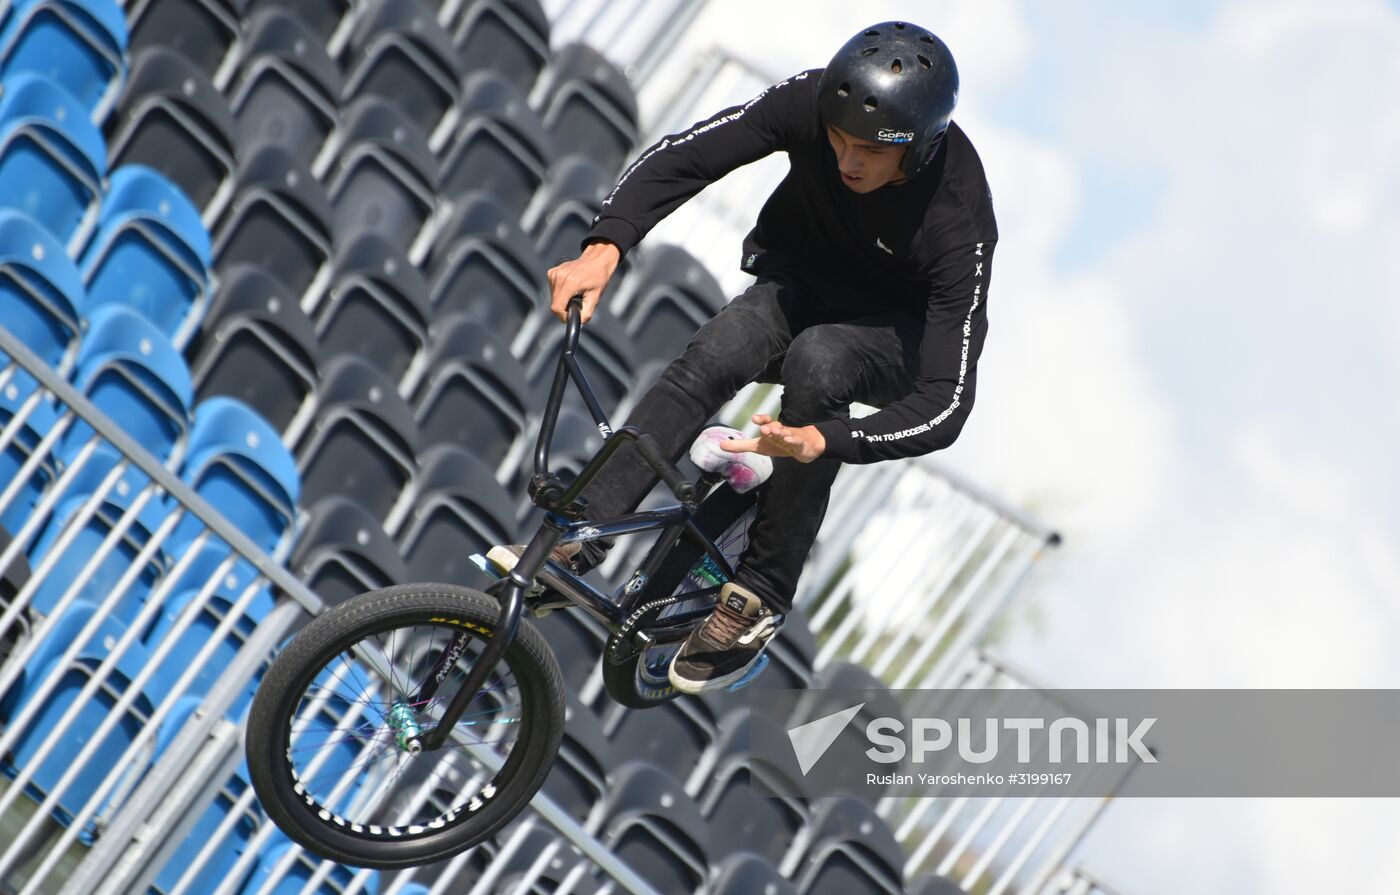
[702,601,757,646]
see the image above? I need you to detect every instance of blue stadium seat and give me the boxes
[213,142,333,305]
[447,0,551,94]
[143,583,274,720]
[533,43,638,176]
[290,495,408,608]
[0,73,105,251]
[339,0,462,149]
[80,165,212,348]
[0,208,86,379]
[61,303,194,475]
[150,772,260,895]
[229,6,342,168]
[396,444,515,586]
[126,0,242,87]
[0,378,61,536]
[314,232,430,389]
[188,263,321,436]
[426,191,546,338]
[4,600,168,840]
[295,354,418,524]
[439,70,552,215]
[410,314,528,472]
[24,449,173,624]
[0,0,128,123]
[166,396,299,595]
[107,46,238,221]
[598,762,711,895]
[325,97,438,260]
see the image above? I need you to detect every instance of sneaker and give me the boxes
[668,581,782,695]
[485,542,582,616]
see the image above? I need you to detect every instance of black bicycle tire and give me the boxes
[245,584,566,869]
[601,483,757,708]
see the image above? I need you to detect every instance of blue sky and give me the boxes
[649,1,1400,892]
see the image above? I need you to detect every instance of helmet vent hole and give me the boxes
[891,58,903,73]
[894,22,906,29]
[917,54,932,69]
[865,29,880,36]
[864,96,879,111]
[861,46,879,56]
[920,35,935,44]
[836,82,850,97]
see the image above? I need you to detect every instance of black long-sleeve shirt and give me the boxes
[583,69,998,464]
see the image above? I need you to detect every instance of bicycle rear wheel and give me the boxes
[245,584,565,868]
[602,483,757,707]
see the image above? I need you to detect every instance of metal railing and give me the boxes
[0,324,661,895]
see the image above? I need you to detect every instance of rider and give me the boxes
[493,21,997,695]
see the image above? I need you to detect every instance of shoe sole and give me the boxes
[668,653,763,695]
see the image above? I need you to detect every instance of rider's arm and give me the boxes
[584,70,820,255]
[813,238,996,464]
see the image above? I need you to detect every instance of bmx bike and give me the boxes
[245,297,770,868]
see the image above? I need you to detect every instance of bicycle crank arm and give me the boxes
[418,578,526,751]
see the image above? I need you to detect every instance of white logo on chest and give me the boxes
[875,237,893,255]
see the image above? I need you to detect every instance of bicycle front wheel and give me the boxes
[245,584,565,868]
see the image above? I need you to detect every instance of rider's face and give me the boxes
[826,124,910,193]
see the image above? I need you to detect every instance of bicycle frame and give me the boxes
[417,298,732,750]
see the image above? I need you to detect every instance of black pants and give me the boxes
[579,269,925,613]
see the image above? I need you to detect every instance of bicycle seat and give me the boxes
[689,425,772,493]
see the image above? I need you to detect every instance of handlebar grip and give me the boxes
[635,433,697,504]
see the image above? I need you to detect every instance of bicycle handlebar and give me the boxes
[533,295,698,508]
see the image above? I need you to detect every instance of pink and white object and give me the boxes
[688,425,773,493]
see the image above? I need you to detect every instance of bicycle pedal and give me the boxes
[725,653,770,692]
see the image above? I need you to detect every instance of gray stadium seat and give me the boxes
[340,0,462,147]
[396,444,516,586]
[229,7,343,167]
[295,354,419,523]
[447,0,551,93]
[789,797,906,895]
[314,231,432,388]
[325,97,439,258]
[525,153,613,264]
[439,70,553,215]
[188,264,321,436]
[127,0,244,87]
[107,46,237,219]
[290,495,410,607]
[533,42,638,175]
[427,191,547,337]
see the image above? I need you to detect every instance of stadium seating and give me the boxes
[533,42,638,176]
[213,142,334,306]
[439,69,552,216]
[187,263,322,435]
[324,96,438,258]
[0,0,128,124]
[149,772,260,894]
[523,152,612,264]
[80,165,212,349]
[294,353,418,523]
[427,190,547,338]
[786,797,907,895]
[596,762,711,895]
[339,0,461,149]
[290,495,409,607]
[0,208,86,377]
[126,0,243,87]
[707,852,800,895]
[107,46,237,222]
[616,243,728,365]
[448,0,551,93]
[312,231,431,388]
[395,443,515,585]
[229,6,343,169]
[0,384,60,536]
[410,313,529,470]
[0,72,106,251]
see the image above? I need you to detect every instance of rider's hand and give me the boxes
[548,240,621,323]
[719,413,827,463]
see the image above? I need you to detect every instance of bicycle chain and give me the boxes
[606,591,690,665]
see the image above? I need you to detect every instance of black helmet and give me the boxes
[817,22,959,177]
